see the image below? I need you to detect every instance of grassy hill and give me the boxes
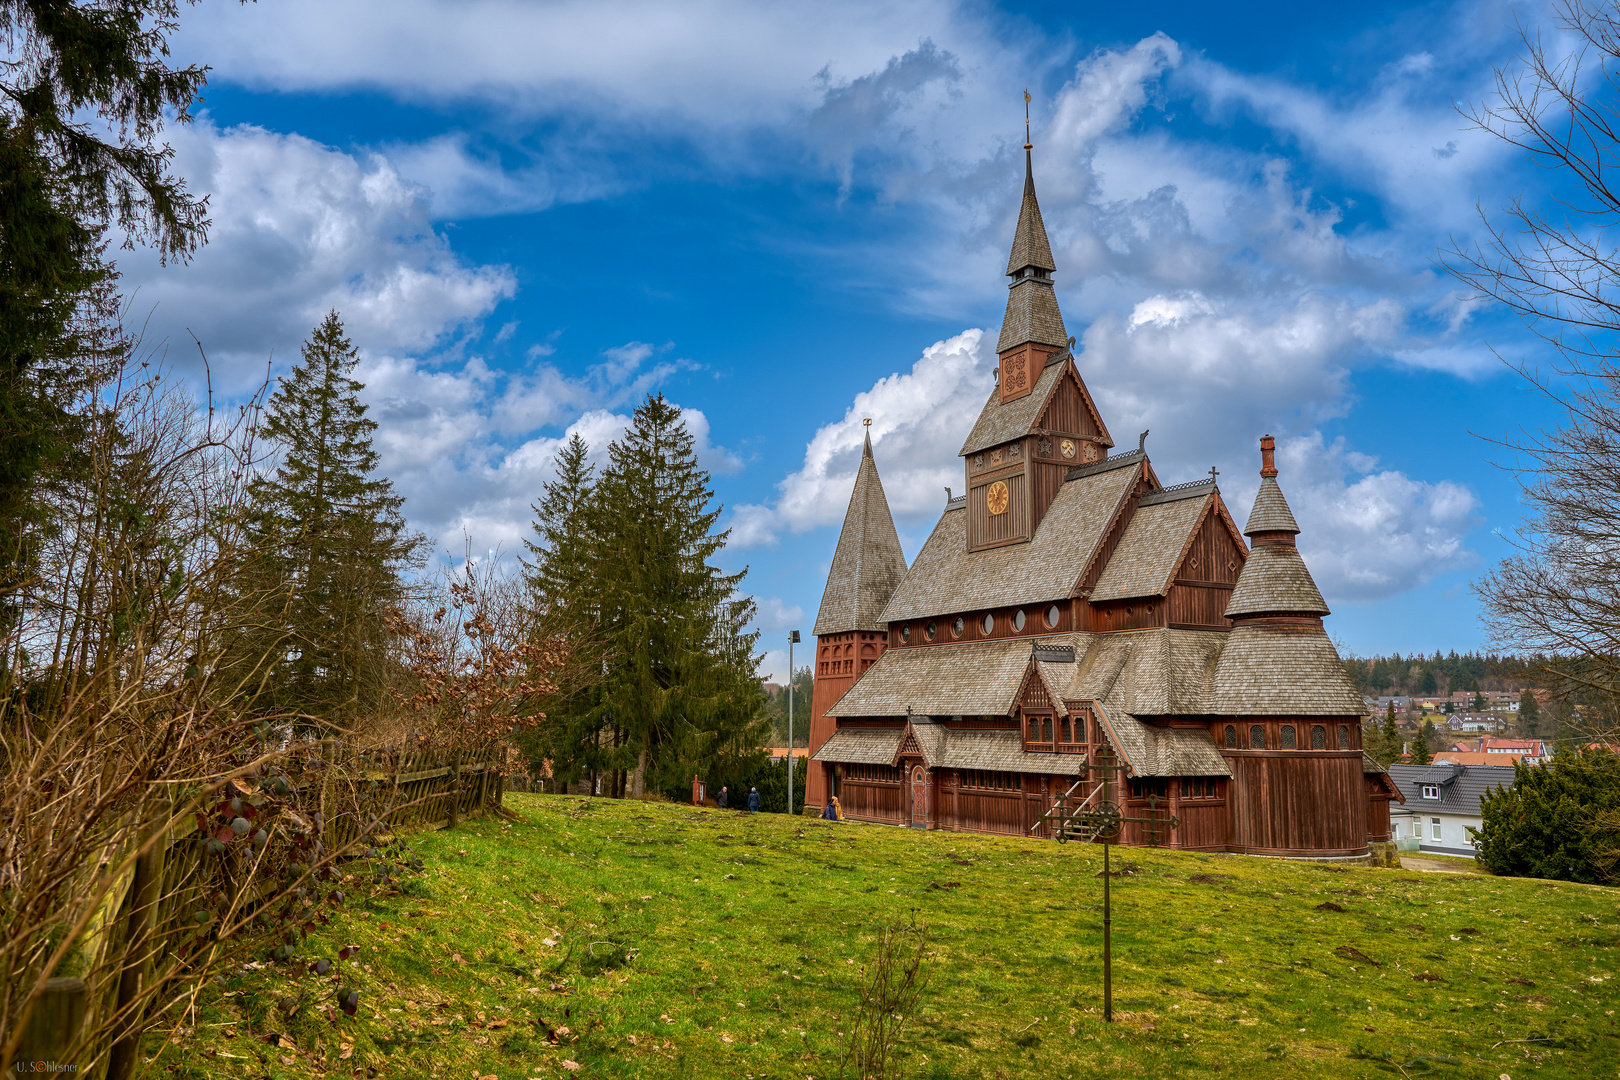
[159,794,1618,1079]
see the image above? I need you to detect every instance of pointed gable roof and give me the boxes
[960,352,1111,456]
[812,429,909,636]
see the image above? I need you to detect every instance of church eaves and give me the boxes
[995,148,1069,354]
[812,428,909,637]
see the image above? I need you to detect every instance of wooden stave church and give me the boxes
[804,148,1403,859]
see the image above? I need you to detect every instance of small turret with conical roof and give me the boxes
[996,145,1068,404]
[1210,435,1364,717]
[1225,436,1328,620]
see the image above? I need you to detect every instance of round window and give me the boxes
[925,620,937,641]
[952,616,965,638]
[1045,605,1061,628]
[1013,609,1026,632]
[900,625,911,643]
[982,613,995,635]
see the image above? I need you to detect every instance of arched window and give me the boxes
[1060,716,1072,743]
[1043,717,1053,742]
[1311,725,1326,750]
[1280,725,1297,749]
[1249,725,1265,749]
[1027,716,1041,742]
[1338,725,1350,750]
[1224,724,1237,749]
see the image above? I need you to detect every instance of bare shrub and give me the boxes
[840,916,930,1080]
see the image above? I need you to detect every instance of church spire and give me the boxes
[813,420,909,636]
[995,135,1068,376]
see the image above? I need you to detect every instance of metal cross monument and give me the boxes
[1051,752,1179,1022]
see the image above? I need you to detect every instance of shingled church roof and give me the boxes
[812,428,909,636]
[1224,544,1329,617]
[879,457,1140,622]
[1245,476,1300,535]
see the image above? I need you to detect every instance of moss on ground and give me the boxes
[152,793,1620,1079]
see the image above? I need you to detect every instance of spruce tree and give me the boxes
[1519,690,1541,738]
[1374,702,1402,766]
[233,312,423,724]
[516,433,609,789]
[583,393,765,796]
[1411,719,1435,765]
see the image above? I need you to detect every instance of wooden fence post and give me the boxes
[16,976,87,1066]
[447,752,462,829]
[106,800,169,1080]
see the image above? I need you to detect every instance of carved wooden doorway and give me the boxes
[910,764,928,828]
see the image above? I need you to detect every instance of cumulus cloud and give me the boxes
[117,121,515,390]
[730,329,991,548]
[1241,433,1481,603]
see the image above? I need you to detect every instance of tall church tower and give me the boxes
[995,145,1069,402]
[804,424,907,811]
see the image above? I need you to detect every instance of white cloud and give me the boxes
[116,121,515,391]
[1240,432,1480,603]
[754,597,806,631]
[730,328,991,548]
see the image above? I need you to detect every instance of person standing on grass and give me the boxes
[747,787,761,813]
[718,785,729,809]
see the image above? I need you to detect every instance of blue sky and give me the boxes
[120,0,1574,680]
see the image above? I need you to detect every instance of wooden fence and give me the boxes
[12,741,507,1078]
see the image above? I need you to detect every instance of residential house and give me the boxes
[1482,738,1548,764]
[1387,762,1516,856]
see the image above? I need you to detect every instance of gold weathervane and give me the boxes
[863,418,872,427]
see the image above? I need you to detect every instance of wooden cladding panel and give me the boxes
[1166,582,1234,629]
[951,791,1026,835]
[1365,777,1393,841]
[1085,599,1165,633]
[1177,510,1245,585]
[1225,752,1368,855]
[1030,460,1069,534]
[969,471,1028,549]
[839,780,906,824]
[888,600,1071,649]
[1171,798,1229,850]
[1036,370,1099,438]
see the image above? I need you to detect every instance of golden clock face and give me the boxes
[986,481,1010,516]
[1060,439,1078,459]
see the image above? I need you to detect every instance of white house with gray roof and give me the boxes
[1386,762,1516,857]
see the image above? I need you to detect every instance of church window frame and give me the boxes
[1338,725,1350,750]
[982,613,995,635]
[1013,609,1026,632]
[1311,725,1326,750]
[953,616,965,638]
[900,625,910,644]
[1280,725,1297,749]
[1249,725,1266,749]
[926,620,937,642]
[1224,724,1237,749]
[1045,605,1062,629]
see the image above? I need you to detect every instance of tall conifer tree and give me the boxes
[549,394,765,796]
[232,312,423,723]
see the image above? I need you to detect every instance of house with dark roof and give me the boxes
[804,145,1404,860]
[1387,762,1516,857]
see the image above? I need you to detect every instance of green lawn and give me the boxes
[156,793,1620,1079]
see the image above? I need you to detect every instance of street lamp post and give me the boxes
[788,629,801,814]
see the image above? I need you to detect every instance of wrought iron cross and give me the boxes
[1055,753,1179,1023]
[1209,465,1220,484]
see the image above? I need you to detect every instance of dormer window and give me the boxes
[1421,785,1439,800]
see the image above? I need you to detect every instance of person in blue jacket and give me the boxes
[747,787,761,813]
